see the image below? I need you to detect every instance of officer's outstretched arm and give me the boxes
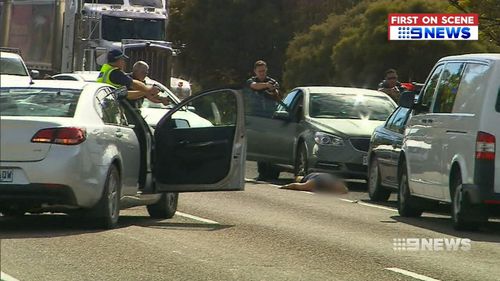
[126,90,147,100]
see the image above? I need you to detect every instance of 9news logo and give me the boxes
[389,14,478,41]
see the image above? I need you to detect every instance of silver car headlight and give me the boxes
[314,132,344,146]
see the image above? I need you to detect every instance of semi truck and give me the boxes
[0,0,174,86]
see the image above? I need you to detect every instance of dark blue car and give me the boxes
[367,106,411,201]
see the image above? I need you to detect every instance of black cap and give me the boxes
[107,49,129,63]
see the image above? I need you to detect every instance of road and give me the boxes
[1,162,500,281]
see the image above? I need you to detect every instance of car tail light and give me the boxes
[476,131,495,160]
[31,127,86,145]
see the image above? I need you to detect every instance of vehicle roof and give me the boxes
[438,53,500,63]
[0,51,23,59]
[301,86,388,97]
[1,80,103,91]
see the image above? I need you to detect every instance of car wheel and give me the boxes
[451,175,487,231]
[398,165,423,217]
[294,143,309,177]
[257,162,280,180]
[89,164,121,229]
[368,157,391,202]
[147,192,179,219]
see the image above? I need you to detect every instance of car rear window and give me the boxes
[309,93,396,121]
[0,88,81,117]
[0,56,28,76]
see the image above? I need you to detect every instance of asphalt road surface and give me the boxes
[1,162,500,281]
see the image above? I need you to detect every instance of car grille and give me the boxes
[349,138,370,152]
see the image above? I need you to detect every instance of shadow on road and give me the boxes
[391,215,500,243]
[0,213,232,239]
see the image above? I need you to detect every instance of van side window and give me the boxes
[419,64,444,113]
[433,62,465,113]
[453,63,490,114]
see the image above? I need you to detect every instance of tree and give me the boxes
[167,0,359,90]
[283,0,499,90]
[448,0,500,46]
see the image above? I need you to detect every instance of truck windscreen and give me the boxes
[102,15,166,41]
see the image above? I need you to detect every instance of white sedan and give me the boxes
[0,80,246,228]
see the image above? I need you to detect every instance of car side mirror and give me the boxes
[399,91,416,109]
[187,106,196,111]
[30,70,40,79]
[273,111,290,121]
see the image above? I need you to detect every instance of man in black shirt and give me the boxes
[246,60,282,101]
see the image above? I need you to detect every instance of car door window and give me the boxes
[453,63,490,114]
[418,64,444,114]
[154,89,245,192]
[388,107,410,133]
[277,90,299,111]
[95,89,126,125]
[384,109,399,128]
[244,88,278,118]
[433,62,465,113]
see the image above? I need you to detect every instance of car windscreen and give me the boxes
[0,88,81,117]
[102,15,166,41]
[0,57,28,76]
[309,93,396,121]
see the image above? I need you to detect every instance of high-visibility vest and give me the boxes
[97,63,122,88]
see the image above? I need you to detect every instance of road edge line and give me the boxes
[385,267,441,281]
[175,211,219,224]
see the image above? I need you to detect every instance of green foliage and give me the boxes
[283,0,499,90]
[168,0,359,90]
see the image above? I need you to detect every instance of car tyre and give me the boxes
[398,165,423,217]
[451,175,487,231]
[147,192,179,219]
[294,143,309,177]
[257,162,280,180]
[89,164,121,229]
[368,157,391,202]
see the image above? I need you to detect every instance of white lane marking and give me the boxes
[175,211,219,224]
[338,198,398,212]
[385,268,441,281]
[1,271,20,281]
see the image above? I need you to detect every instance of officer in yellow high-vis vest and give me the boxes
[97,49,160,104]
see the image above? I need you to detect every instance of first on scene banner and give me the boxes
[388,13,479,41]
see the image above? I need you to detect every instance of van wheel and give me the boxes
[398,165,423,217]
[257,162,280,180]
[451,176,487,231]
[294,143,309,177]
[368,157,391,202]
[89,165,121,229]
[147,193,179,219]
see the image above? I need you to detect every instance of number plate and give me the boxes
[362,155,368,166]
[0,169,14,182]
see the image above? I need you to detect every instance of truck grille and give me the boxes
[349,138,370,152]
[124,44,173,87]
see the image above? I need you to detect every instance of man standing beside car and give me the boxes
[127,60,170,111]
[378,69,407,103]
[247,60,282,102]
[97,49,160,102]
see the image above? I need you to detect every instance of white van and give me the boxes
[398,53,500,230]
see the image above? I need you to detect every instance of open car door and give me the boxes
[153,89,246,192]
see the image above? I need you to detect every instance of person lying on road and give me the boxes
[280,173,348,194]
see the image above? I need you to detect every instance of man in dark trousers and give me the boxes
[247,60,282,101]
